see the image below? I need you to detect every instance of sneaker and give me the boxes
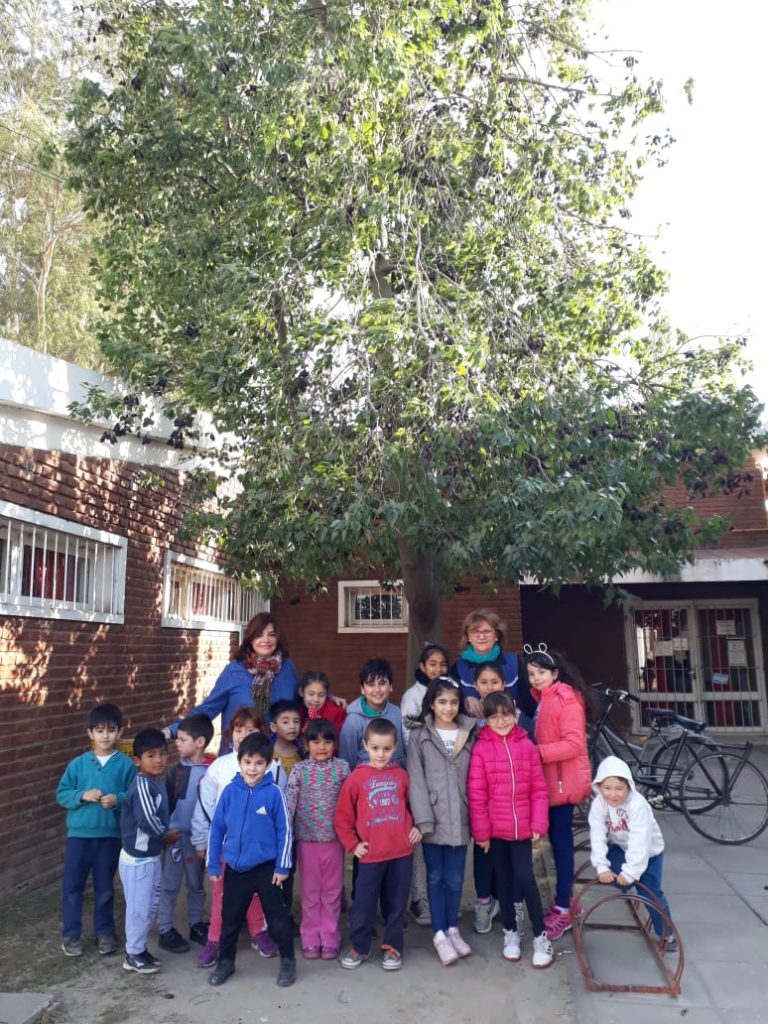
[410,897,431,925]
[209,957,235,986]
[447,927,472,958]
[340,947,369,969]
[61,937,83,957]
[544,908,572,941]
[657,933,679,953]
[532,931,554,969]
[277,957,297,987]
[473,898,499,934]
[196,940,219,968]
[250,930,278,958]
[433,929,459,966]
[189,922,209,946]
[321,946,340,960]
[141,948,161,967]
[159,927,190,953]
[381,945,402,971]
[302,945,321,959]
[123,951,161,974]
[502,927,521,962]
[97,935,117,956]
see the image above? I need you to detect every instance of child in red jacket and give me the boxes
[334,718,421,972]
[468,692,553,969]
[526,643,597,941]
[298,671,347,755]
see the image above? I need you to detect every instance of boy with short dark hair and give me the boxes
[207,732,297,988]
[268,700,304,789]
[56,703,136,957]
[119,729,170,974]
[339,659,406,770]
[158,713,214,953]
[334,718,421,971]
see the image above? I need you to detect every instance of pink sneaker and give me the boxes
[545,908,572,941]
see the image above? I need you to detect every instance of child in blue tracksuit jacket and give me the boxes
[207,733,296,988]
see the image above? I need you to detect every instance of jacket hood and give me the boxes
[592,755,636,793]
[346,696,390,718]
[233,770,279,794]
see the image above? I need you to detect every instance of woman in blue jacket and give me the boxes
[450,609,535,721]
[166,612,300,751]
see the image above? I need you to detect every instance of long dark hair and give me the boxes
[419,675,468,722]
[524,645,598,721]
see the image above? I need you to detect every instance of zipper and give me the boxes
[236,785,251,870]
[504,737,519,837]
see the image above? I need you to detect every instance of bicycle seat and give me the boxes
[645,708,707,733]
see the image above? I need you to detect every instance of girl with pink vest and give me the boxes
[467,692,553,969]
[525,643,595,941]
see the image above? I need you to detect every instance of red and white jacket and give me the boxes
[468,724,549,842]
[533,682,592,807]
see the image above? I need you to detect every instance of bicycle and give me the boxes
[587,686,768,845]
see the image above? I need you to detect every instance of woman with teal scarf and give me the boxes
[450,610,535,720]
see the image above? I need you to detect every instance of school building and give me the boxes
[2,338,766,898]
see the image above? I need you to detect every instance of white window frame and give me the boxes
[0,499,127,624]
[161,551,267,631]
[337,579,409,633]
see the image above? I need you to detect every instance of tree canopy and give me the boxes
[67,0,764,654]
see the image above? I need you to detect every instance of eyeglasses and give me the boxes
[469,628,496,638]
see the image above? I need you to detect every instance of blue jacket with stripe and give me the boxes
[120,773,169,857]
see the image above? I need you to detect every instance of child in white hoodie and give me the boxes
[589,755,676,950]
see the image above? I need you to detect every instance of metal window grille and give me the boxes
[0,512,123,618]
[165,556,266,628]
[340,581,408,630]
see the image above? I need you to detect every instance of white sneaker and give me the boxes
[433,930,459,966]
[502,927,521,962]
[532,931,554,969]
[447,927,472,958]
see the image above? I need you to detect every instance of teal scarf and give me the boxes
[361,696,386,717]
[461,642,501,664]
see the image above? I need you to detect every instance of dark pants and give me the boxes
[548,803,575,908]
[607,845,672,936]
[220,860,295,962]
[348,855,412,956]
[62,836,121,939]
[473,841,494,900]
[490,838,545,935]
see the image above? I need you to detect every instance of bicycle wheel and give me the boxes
[648,735,715,810]
[679,753,768,844]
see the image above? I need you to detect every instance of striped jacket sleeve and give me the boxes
[271,784,293,874]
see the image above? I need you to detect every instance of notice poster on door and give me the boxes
[727,639,748,668]
[716,619,736,637]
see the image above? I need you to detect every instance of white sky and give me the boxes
[594,0,768,410]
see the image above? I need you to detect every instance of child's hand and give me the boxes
[616,873,631,886]
[99,794,117,809]
[273,871,288,886]
[196,849,206,860]
[330,694,347,709]
[465,696,484,718]
[598,870,616,884]
[209,875,221,883]
[82,788,103,803]
[408,826,422,845]
[477,840,490,854]
[531,831,540,842]
[353,841,369,859]
[166,829,181,846]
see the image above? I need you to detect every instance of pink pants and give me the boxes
[297,839,344,953]
[208,861,265,942]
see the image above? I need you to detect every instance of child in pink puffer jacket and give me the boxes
[467,692,553,969]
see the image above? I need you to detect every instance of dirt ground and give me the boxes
[2,861,577,1024]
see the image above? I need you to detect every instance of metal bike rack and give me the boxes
[570,868,685,997]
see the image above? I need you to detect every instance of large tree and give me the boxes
[67,0,763,662]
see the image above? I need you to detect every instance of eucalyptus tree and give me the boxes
[68,0,763,660]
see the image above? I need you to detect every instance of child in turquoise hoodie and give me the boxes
[56,703,135,957]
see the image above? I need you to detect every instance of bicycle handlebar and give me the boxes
[590,684,641,705]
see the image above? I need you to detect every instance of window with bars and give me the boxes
[0,501,126,623]
[161,552,267,630]
[337,580,409,632]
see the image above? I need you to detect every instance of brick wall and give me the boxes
[664,452,768,542]
[272,577,523,704]
[0,444,237,897]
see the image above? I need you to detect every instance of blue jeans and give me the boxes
[548,803,575,908]
[61,837,121,939]
[607,844,672,936]
[422,843,467,934]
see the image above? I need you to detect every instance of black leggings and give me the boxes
[490,838,545,935]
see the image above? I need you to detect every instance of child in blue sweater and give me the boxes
[207,732,297,988]
[56,703,136,958]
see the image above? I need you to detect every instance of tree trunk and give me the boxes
[396,536,444,674]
